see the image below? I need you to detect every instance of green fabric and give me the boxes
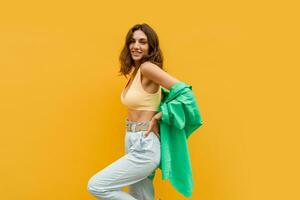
[154,81,203,198]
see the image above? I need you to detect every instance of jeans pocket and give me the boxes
[140,132,154,151]
[129,132,154,152]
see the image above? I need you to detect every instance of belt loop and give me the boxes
[131,123,136,132]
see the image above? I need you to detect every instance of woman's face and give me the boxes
[129,30,149,63]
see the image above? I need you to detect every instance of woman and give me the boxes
[87,23,180,200]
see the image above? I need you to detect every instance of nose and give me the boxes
[133,41,140,49]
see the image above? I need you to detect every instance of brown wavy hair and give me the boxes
[118,23,164,78]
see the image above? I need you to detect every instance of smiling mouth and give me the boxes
[132,51,142,55]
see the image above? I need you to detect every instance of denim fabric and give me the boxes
[87,119,161,200]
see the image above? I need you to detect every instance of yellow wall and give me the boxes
[1,0,299,199]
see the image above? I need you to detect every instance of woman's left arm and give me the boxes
[141,61,180,137]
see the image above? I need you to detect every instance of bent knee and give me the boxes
[87,177,107,196]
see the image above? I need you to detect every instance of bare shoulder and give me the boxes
[140,61,180,90]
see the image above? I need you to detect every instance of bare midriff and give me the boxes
[126,108,157,122]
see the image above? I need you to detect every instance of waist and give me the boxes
[125,118,150,132]
[126,109,156,121]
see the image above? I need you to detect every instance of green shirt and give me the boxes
[149,81,203,198]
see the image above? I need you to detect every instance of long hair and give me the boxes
[118,23,164,78]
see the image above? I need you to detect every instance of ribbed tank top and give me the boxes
[120,67,161,111]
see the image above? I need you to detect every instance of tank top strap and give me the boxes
[130,67,142,91]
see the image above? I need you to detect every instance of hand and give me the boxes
[145,117,160,139]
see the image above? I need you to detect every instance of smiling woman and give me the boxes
[87,23,181,200]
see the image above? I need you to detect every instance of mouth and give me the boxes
[131,51,142,56]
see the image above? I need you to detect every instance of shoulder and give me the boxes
[139,61,180,90]
[140,61,162,71]
[139,61,164,77]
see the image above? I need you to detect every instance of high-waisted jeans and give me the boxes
[87,119,161,200]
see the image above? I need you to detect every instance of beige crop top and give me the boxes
[120,67,161,111]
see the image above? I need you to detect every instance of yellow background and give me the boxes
[1,0,299,199]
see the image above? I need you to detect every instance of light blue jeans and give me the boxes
[87,119,161,200]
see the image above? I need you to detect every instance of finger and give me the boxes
[145,126,152,137]
[145,131,151,138]
[146,123,152,131]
